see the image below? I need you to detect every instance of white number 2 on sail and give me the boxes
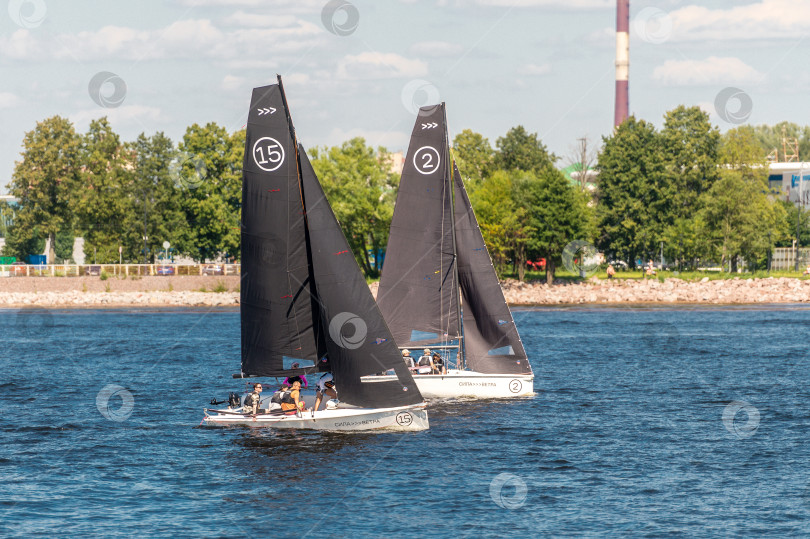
[253,137,285,172]
[413,146,440,175]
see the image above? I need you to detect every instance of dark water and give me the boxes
[2,306,810,537]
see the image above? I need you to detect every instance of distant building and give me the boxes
[768,162,810,207]
[387,151,405,176]
[561,163,598,190]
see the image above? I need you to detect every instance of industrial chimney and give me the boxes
[614,0,629,127]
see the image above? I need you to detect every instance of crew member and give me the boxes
[243,383,263,414]
[313,373,337,413]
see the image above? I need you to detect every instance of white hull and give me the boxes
[202,402,428,432]
[361,370,534,399]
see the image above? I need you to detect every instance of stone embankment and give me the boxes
[498,277,810,305]
[0,276,240,308]
[3,276,810,308]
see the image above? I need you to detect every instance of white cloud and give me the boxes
[0,92,21,108]
[519,62,551,76]
[650,0,810,42]
[0,29,44,60]
[410,41,464,58]
[476,0,612,8]
[176,0,325,11]
[652,57,764,86]
[1,18,323,62]
[223,11,298,28]
[323,127,410,151]
[336,52,428,80]
[70,105,164,131]
[221,75,246,92]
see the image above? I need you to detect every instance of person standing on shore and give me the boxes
[607,264,616,280]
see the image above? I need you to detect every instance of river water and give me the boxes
[2,306,810,537]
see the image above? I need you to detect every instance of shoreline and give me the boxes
[1,275,810,308]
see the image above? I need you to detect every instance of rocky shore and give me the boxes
[2,276,810,308]
[0,276,240,308]
[497,276,810,305]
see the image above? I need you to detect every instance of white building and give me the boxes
[768,162,810,207]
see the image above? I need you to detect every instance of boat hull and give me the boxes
[202,403,429,431]
[361,370,535,399]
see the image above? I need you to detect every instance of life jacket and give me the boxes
[418,355,431,366]
[280,389,301,413]
[271,389,292,404]
[244,392,261,413]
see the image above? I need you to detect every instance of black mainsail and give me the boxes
[240,77,423,408]
[376,104,459,349]
[452,163,530,375]
[241,82,324,375]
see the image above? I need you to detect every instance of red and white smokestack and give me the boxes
[614,0,629,127]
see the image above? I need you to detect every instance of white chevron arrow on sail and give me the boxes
[257,107,276,116]
[421,122,438,129]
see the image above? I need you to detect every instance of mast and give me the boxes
[444,105,465,371]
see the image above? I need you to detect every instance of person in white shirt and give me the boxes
[402,349,415,370]
[313,373,337,413]
[416,348,434,374]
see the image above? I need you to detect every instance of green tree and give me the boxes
[596,117,666,266]
[778,199,810,247]
[127,132,188,263]
[495,125,556,172]
[751,121,810,161]
[0,200,14,239]
[720,125,767,167]
[74,118,134,263]
[178,123,243,262]
[2,222,45,259]
[660,106,720,223]
[469,170,531,277]
[311,138,397,278]
[698,169,785,271]
[7,116,81,262]
[452,129,494,187]
[520,166,592,283]
[54,228,74,262]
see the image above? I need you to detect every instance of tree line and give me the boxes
[3,109,807,280]
[456,108,809,278]
[3,116,243,264]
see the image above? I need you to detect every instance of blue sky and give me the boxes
[1,0,808,187]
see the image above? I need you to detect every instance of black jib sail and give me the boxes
[299,147,422,407]
[376,104,459,349]
[240,77,422,408]
[452,162,531,375]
